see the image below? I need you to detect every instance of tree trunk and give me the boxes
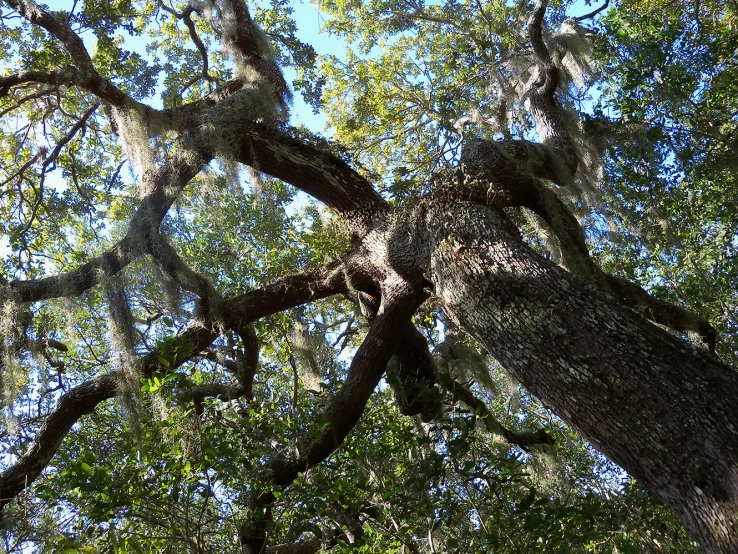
[422,201,738,553]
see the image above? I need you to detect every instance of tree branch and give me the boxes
[387,323,441,420]
[146,231,223,318]
[0,265,346,513]
[9,145,211,302]
[0,67,77,97]
[438,372,553,449]
[2,0,156,117]
[239,287,426,553]
[524,0,578,179]
[460,137,716,349]
[576,0,610,22]
[158,2,217,89]
[235,126,390,234]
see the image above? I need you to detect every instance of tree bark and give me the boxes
[421,201,738,553]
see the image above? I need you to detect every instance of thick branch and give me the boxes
[388,323,441,420]
[235,126,389,234]
[516,179,716,348]
[10,147,211,302]
[0,67,76,96]
[0,265,346,512]
[240,287,426,553]
[234,324,259,398]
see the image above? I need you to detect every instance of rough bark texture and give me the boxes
[422,201,738,552]
[2,0,737,551]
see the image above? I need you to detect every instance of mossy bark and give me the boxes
[423,201,738,553]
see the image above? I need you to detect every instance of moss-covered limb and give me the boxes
[603,274,717,350]
[2,0,275,136]
[528,0,556,91]
[0,266,345,515]
[437,372,553,449]
[239,286,426,553]
[3,0,158,119]
[217,0,292,111]
[10,147,211,303]
[460,137,573,189]
[235,125,390,234]
[524,1,578,179]
[145,231,224,318]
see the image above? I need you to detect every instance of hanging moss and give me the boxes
[105,276,144,450]
[292,318,324,392]
[0,282,26,412]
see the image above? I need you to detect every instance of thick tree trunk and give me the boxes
[421,201,738,553]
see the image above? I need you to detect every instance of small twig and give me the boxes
[575,0,610,21]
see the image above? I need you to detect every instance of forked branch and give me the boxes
[0,265,346,515]
[239,288,426,553]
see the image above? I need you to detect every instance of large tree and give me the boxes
[0,0,737,552]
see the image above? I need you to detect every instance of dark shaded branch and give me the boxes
[438,372,553,449]
[264,530,352,554]
[236,126,389,234]
[0,265,346,513]
[0,67,77,96]
[10,146,211,302]
[198,349,240,373]
[239,287,426,553]
[263,506,365,553]
[233,324,259,399]
[528,0,555,79]
[387,323,441,420]
[576,0,610,21]
[223,262,348,329]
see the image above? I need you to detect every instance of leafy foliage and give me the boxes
[0,0,733,552]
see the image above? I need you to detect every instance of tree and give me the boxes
[0,0,736,552]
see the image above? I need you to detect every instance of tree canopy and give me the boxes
[0,0,737,552]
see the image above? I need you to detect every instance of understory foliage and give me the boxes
[0,0,735,552]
